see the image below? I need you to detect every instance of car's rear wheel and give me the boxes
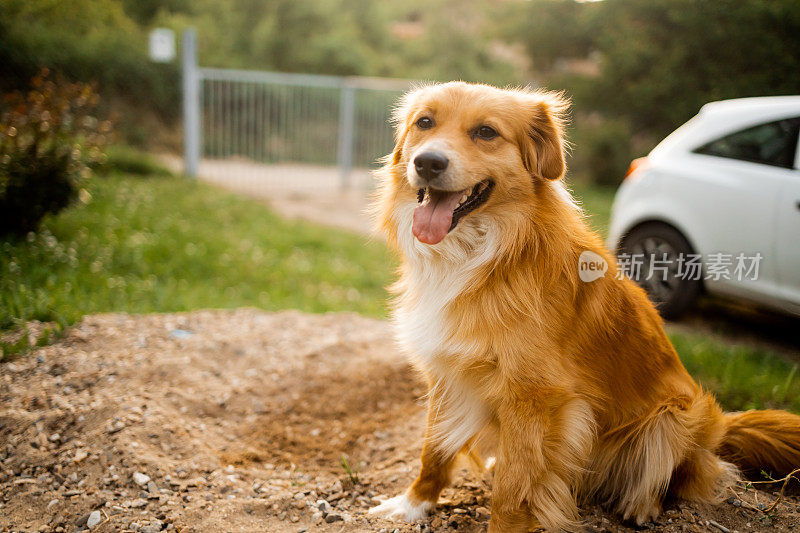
[618,223,701,319]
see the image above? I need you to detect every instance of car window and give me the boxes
[695,117,800,169]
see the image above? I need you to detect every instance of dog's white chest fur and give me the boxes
[393,262,465,362]
[389,204,497,457]
[392,203,498,362]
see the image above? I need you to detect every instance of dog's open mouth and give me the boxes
[412,179,494,245]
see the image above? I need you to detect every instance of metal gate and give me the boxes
[182,30,410,191]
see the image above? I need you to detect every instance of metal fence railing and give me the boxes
[182,29,410,191]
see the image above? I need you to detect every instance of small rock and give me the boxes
[49,433,61,442]
[708,520,730,533]
[128,498,148,508]
[140,519,162,533]
[133,472,151,486]
[73,449,88,463]
[316,499,331,514]
[47,499,60,509]
[76,513,90,527]
[325,514,343,523]
[475,506,490,520]
[87,510,102,528]
[107,420,125,434]
[170,329,194,338]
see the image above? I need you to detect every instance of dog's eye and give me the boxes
[415,117,434,130]
[474,125,498,140]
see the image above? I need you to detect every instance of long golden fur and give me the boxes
[368,81,800,532]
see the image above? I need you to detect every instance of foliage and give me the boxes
[568,117,636,188]
[498,0,599,73]
[506,0,800,184]
[591,0,800,138]
[4,0,799,160]
[0,70,111,236]
[1,0,519,151]
[0,0,181,147]
[340,454,360,485]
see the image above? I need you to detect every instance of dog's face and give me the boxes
[386,82,567,245]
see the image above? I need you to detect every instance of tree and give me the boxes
[593,0,800,136]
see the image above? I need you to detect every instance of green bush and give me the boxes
[0,70,110,237]
[569,117,636,188]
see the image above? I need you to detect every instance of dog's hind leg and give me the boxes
[585,394,731,525]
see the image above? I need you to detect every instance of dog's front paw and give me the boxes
[369,493,433,522]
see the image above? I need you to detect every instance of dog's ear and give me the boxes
[518,91,569,181]
[387,87,425,167]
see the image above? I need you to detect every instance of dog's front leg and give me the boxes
[370,384,486,522]
[489,393,594,533]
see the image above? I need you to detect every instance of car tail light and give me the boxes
[624,157,650,180]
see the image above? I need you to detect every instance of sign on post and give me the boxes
[149,28,176,63]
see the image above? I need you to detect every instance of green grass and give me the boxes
[1,171,797,413]
[93,145,174,177]
[571,181,617,236]
[670,332,800,412]
[1,173,393,332]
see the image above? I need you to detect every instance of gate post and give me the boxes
[337,82,356,189]
[182,28,200,178]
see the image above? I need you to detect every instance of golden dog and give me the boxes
[368,82,800,532]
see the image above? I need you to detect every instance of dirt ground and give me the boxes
[2,309,799,532]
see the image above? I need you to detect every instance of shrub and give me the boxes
[0,69,111,237]
[568,116,636,188]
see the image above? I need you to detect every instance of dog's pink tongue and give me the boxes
[412,190,463,245]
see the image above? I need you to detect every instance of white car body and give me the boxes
[608,96,800,317]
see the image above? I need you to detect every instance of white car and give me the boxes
[608,96,800,319]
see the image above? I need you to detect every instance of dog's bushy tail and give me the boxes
[718,410,800,477]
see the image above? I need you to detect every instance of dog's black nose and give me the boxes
[414,151,449,181]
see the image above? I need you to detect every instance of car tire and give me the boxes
[618,223,701,319]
